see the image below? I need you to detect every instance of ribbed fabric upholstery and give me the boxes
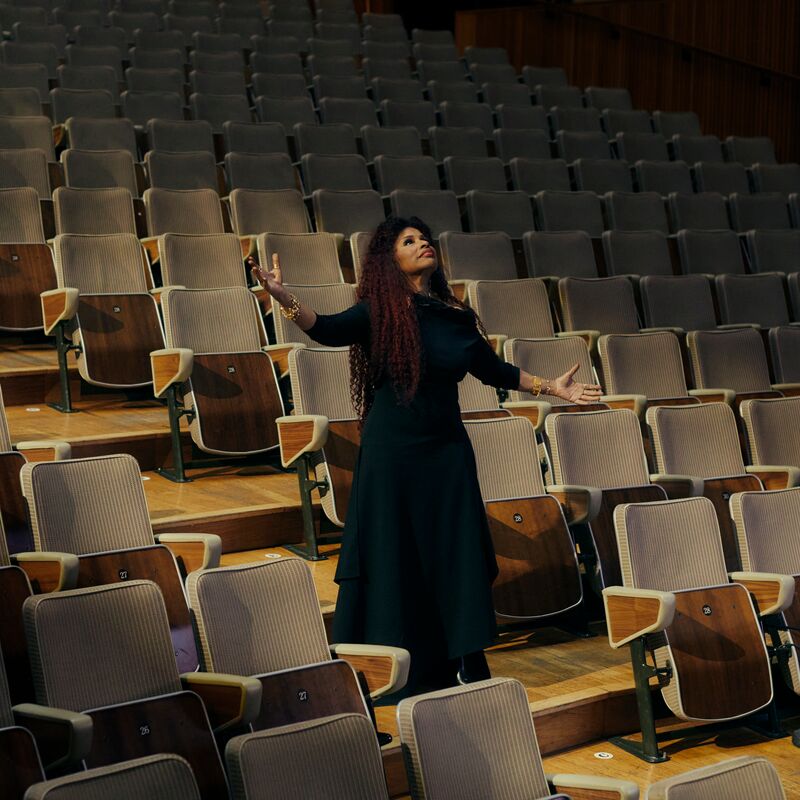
[272,283,357,348]
[53,187,136,235]
[614,497,729,591]
[61,149,138,196]
[24,581,181,711]
[546,409,649,488]
[769,326,800,382]
[313,189,386,239]
[0,186,45,242]
[159,233,246,289]
[24,754,202,800]
[647,403,744,477]
[389,190,461,239]
[646,756,786,800]
[439,231,516,282]
[0,519,9,566]
[604,191,669,234]
[64,118,137,159]
[715,273,790,328]
[162,287,265,354]
[559,276,640,335]
[639,275,718,331]
[397,678,550,800]
[457,373,500,412]
[464,416,545,500]
[599,332,687,398]
[143,187,224,236]
[0,147,50,198]
[745,229,800,273]
[688,328,772,393]
[229,189,311,236]
[0,385,12,452]
[504,336,593,406]
[467,279,554,340]
[226,714,389,800]
[53,233,148,294]
[465,190,534,238]
[677,229,745,275]
[0,645,13,727]
[145,150,219,192]
[257,232,344,285]
[289,347,355,420]
[523,231,597,280]
[20,454,154,553]
[669,193,730,233]
[740,397,800,467]
[534,190,604,237]
[186,559,331,675]
[0,115,55,160]
[601,230,673,278]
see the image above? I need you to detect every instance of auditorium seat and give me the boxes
[65,44,124,81]
[534,84,583,109]
[250,35,300,56]
[745,228,800,274]
[572,158,633,193]
[740,397,800,478]
[427,80,480,105]
[144,187,225,237]
[398,678,638,800]
[522,64,569,89]
[312,188,384,239]
[0,64,49,110]
[61,149,139,196]
[228,188,311,238]
[129,48,186,72]
[668,191,731,231]
[602,230,673,278]
[481,81,530,109]
[603,496,779,761]
[190,92,252,132]
[493,129,550,163]
[272,284,356,348]
[121,90,185,128]
[361,125,422,160]
[555,130,611,161]
[390,189,461,238]
[312,74,366,102]
[524,230,598,280]
[307,39,358,60]
[190,50,243,73]
[693,161,750,195]
[362,56,414,81]
[604,190,669,233]
[300,153,371,193]
[470,63,518,85]
[250,52,304,78]
[318,97,379,130]
[428,126,487,160]
[715,272,794,330]
[257,232,344,286]
[585,85,633,111]
[159,232,250,289]
[416,60,467,85]
[251,72,308,100]
[510,158,571,194]
[51,87,116,124]
[750,163,800,194]
[370,77,425,104]
[634,160,693,195]
[495,103,549,131]
[639,274,718,332]
[444,156,506,194]
[411,27,453,46]
[146,150,219,192]
[256,95,317,130]
[379,99,436,139]
[769,326,800,383]
[60,64,121,104]
[374,154,439,193]
[550,106,603,133]
[225,153,300,192]
[146,119,214,155]
[465,189,533,238]
[534,190,604,236]
[77,25,129,52]
[468,278,558,341]
[1,42,58,79]
[189,69,248,97]
[163,13,214,45]
[223,120,288,155]
[0,148,50,198]
[728,191,792,231]
[294,123,356,158]
[724,135,777,166]
[676,229,745,275]
[439,231,517,294]
[651,109,702,137]
[361,39,409,60]
[66,117,137,158]
[307,55,359,80]
[614,132,671,162]
[53,186,137,234]
[0,87,43,117]
[602,109,652,136]
[671,133,724,163]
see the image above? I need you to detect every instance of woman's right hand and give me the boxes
[249,253,288,303]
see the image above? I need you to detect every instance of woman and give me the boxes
[252,217,602,693]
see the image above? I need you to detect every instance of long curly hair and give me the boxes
[350,216,474,421]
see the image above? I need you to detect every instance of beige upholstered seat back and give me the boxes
[769,325,800,383]
[226,714,389,800]
[464,416,545,501]
[257,232,344,285]
[397,678,550,800]
[143,187,224,236]
[53,233,150,294]
[272,283,357,348]
[599,332,688,399]
[20,454,154,554]
[558,276,640,335]
[467,279,554,340]
[0,642,13,728]
[457,373,500,412]
[0,186,45,242]
[53,186,137,235]
[0,147,50,199]
[545,409,649,488]
[740,397,800,468]
[289,347,356,420]
[647,403,745,478]
[186,559,331,675]
[645,756,786,800]
[162,286,266,354]
[0,385,11,452]
[229,188,311,236]
[688,328,772,393]
[23,581,182,711]
[504,336,594,406]
[159,233,247,290]
[440,231,516,282]
[614,497,729,591]
[24,754,202,800]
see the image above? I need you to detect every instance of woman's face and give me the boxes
[394,227,437,277]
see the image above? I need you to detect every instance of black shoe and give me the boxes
[456,651,491,685]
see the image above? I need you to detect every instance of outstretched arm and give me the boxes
[249,253,318,331]
[519,363,603,405]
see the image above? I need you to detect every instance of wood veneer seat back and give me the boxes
[647,402,745,478]
[397,678,550,800]
[53,186,137,235]
[0,186,44,243]
[226,714,389,800]
[257,232,344,286]
[20,454,154,554]
[558,276,640,335]
[467,279,555,341]
[289,347,354,420]
[23,581,181,711]
[143,187,225,236]
[159,233,246,290]
[187,559,331,676]
[272,283,356,348]
[740,397,800,468]
[688,328,772,393]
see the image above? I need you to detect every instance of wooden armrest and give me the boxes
[276,414,329,468]
[262,342,304,376]
[689,388,736,405]
[729,572,795,616]
[772,382,800,398]
[649,473,704,500]
[600,394,647,418]
[602,586,676,649]
[140,236,160,264]
[745,465,800,490]
[15,440,71,462]
[502,400,551,434]
[548,773,639,800]
[150,348,193,398]
[545,484,602,525]
[180,672,262,732]
[239,235,255,260]
[149,285,185,306]
[154,533,221,573]
[40,287,78,336]
[448,279,471,303]
[555,329,599,351]
[13,703,93,771]
[486,333,507,357]
[329,643,410,699]
[12,551,78,593]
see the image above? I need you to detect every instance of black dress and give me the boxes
[306,295,521,691]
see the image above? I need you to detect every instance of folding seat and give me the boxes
[318,97,378,130]
[634,160,693,195]
[533,84,583,109]
[416,60,467,85]
[601,108,652,136]
[739,396,800,481]
[143,187,225,237]
[125,66,185,96]
[256,232,343,287]
[228,188,310,239]
[0,87,42,117]
[613,131,670,162]
[750,162,800,194]
[361,39,409,60]
[293,123,357,159]
[312,74,366,102]
[162,13,214,45]
[12,23,67,58]
[146,150,220,192]
[54,8,105,32]
[534,190,605,237]
[745,228,800,273]
[494,103,549,131]
[249,52,304,77]
[602,230,673,278]
[0,4,47,29]
[251,72,309,99]
[439,232,517,294]
[639,274,718,332]
[0,64,49,107]
[108,10,159,41]
[677,229,745,276]
[314,22,360,52]
[370,77,425,105]
[146,118,214,155]
[61,149,139,196]
[120,90,184,127]
[603,496,778,761]
[437,101,495,140]
[271,283,357,349]
[379,99,436,139]
[249,34,301,55]
[374,154,439,194]
[510,157,570,194]
[256,96,317,130]
[604,190,670,234]
[306,55,358,79]
[671,134,724,164]
[584,85,632,112]
[158,232,250,293]
[74,24,128,52]
[427,80,480,105]
[724,135,777,166]
[312,188,384,239]
[265,19,313,42]
[470,63,518,86]
[190,93,252,133]
[428,126,486,160]
[58,65,120,104]
[715,273,793,330]
[218,2,261,20]
[668,191,730,231]
[480,81,530,109]
[645,756,787,800]
[555,130,611,161]
[389,189,461,239]
[651,109,702,137]
[189,70,247,97]
[360,125,422,162]
[300,153,371,193]
[411,28,455,46]
[465,189,533,239]
[362,56,413,81]
[550,105,602,133]
[0,148,50,198]
[128,47,185,71]
[65,44,124,81]
[572,158,633,193]
[693,161,749,195]
[399,678,636,800]
[0,115,53,163]
[493,129,550,163]
[792,193,800,228]
[131,28,185,52]
[729,192,792,231]
[523,230,597,280]
[50,88,116,124]
[443,156,506,195]
[172,0,214,14]
[0,42,58,79]
[522,65,569,89]
[23,580,256,797]
[412,42,459,62]
[306,38,358,60]
[362,11,404,30]
[191,32,243,55]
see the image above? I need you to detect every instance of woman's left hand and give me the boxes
[551,363,603,405]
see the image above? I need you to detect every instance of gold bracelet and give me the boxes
[280,293,301,321]
[531,375,542,397]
